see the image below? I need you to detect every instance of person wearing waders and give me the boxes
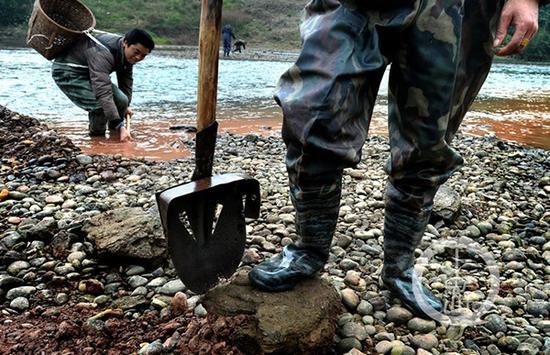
[222,24,236,57]
[51,29,155,141]
[249,0,544,318]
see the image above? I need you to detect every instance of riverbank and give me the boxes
[1,106,549,353]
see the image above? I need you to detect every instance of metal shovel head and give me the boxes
[156,173,260,294]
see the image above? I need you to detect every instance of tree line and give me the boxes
[0,0,548,61]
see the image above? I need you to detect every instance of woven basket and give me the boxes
[26,0,96,60]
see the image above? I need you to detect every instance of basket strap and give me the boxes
[53,62,88,68]
[83,29,110,51]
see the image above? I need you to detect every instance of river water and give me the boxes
[1,48,548,159]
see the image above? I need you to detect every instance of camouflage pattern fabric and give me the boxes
[277,0,504,212]
[52,63,129,135]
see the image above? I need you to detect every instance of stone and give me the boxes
[432,185,461,223]
[411,334,438,350]
[203,277,341,354]
[340,322,368,341]
[76,154,93,165]
[484,314,507,334]
[338,338,363,353]
[83,208,167,263]
[170,292,188,316]
[375,340,392,354]
[497,336,520,353]
[110,296,148,310]
[341,288,360,310]
[158,279,185,295]
[386,306,413,325]
[6,286,36,300]
[407,318,437,333]
[10,297,30,311]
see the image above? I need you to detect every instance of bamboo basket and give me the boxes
[26,0,96,60]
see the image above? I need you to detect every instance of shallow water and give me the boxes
[0,48,548,159]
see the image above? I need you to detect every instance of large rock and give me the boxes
[432,185,461,223]
[203,275,342,354]
[83,208,166,263]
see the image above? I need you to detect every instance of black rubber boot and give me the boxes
[249,176,342,292]
[381,185,444,318]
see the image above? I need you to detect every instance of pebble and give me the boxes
[407,318,437,333]
[341,288,360,310]
[411,334,439,350]
[10,297,30,311]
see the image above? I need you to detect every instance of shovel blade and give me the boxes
[156,173,260,294]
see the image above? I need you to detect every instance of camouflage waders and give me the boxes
[52,62,129,136]
[249,0,503,316]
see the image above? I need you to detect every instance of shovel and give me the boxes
[156,0,261,294]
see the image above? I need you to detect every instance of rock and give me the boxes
[497,336,520,352]
[6,286,36,300]
[10,297,30,311]
[170,292,188,316]
[7,261,31,275]
[83,208,167,263]
[203,277,341,354]
[407,318,437,333]
[75,154,93,165]
[138,340,165,355]
[340,322,368,341]
[411,334,438,350]
[158,279,185,295]
[375,340,392,354]
[338,338,363,353]
[78,279,105,295]
[484,314,507,334]
[110,295,148,310]
[386,306,413,325]
[341,288,360,310]
[0,275,24,290]
[525,300,549,317]
[357,300,374,316]
[432,185,461,223]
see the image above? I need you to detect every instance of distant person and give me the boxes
[222,24,236,57]
[233,40,246,54]
[51,28,155,141]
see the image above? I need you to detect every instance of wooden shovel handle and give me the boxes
[197,0,223,132]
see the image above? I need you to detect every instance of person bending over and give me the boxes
[52,28,154,141]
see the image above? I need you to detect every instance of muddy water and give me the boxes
[0,48,548,160]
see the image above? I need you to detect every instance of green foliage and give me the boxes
[0,0,548,59]
[0,0,33,26]
[519,7,550,61]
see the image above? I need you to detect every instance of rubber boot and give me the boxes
[249,176,342,292]
[88,109,108,136]
[381,185,444,318]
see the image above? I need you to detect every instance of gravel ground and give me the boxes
[1,105,549,354]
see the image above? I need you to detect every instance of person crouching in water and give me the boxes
[51,28,154,141]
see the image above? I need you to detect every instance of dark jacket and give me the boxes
[55,33,133,122]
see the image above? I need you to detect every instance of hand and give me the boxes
[119,126,133,142]
[493,0,539,56]
[126,107,133,118]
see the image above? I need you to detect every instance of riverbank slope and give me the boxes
[1,106,549,353]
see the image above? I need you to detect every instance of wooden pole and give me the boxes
[196,0,223,132]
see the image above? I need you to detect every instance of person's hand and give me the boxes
[119,126,133,142]
[126,107,133,119]
[493,0,539,56]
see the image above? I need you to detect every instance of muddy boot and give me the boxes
[249,176,342,292]
[381,186,444,318]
